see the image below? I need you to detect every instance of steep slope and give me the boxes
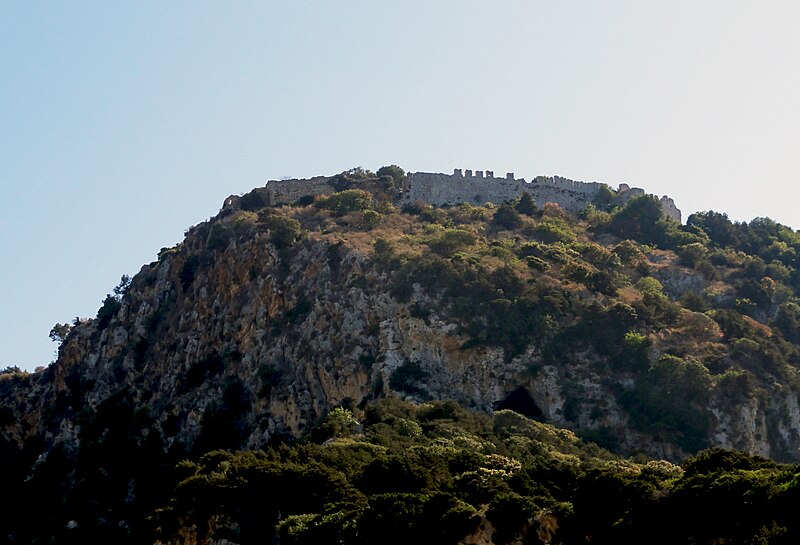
[5,167,800,542]
[4,168,800,465]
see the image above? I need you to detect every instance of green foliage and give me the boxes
[361,209,383,230]
[284,293,311,323]
[427,229,477,257]
[593,183,616,210]
[311,407,361,442]
[206,221,230,251]
[49,322,72,345]
[515,192,538,216]
[293,194,316,207]
[8,386,800,545]
[147,399,800,545]
[606,195,666,244]
[96,294,121,329]
[239,190,267,211]
[492,203,522,230]
[376,165,405,187]
[193,378,252,454]
[316,189,373,216]
[687,211,738,247]
[635,276,665,298]
[533,217,577,244]
[113,274,132,297]
[612,239,647,265]
[259,212,303,248]
[371,237,397,268]
[775,302,800,343]
[677,242,708,268]
[525,255,550,271]
[95,275,132,329]
[619,331,651,371]
[619,355,712,451]
[18,180,800,545]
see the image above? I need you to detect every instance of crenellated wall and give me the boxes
[231,169,682,222]
[403,170,682,222]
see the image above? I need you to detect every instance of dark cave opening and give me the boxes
[494,386,543,419]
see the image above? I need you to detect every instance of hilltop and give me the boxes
[3,165,800,543]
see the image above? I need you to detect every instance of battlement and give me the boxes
[404,169,681,222]
[224,168,681,223]
[452,168,514,180]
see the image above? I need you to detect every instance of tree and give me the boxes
[49,323,72,346]
[377,165,405,188]
[113,274,131,298]
[608,195,665,244]
[593,184,616,210]
[96,294,121,328]
[515,192,537,216]
[492,203,522,230]
[687,211,738,248]
[259,213,302,248]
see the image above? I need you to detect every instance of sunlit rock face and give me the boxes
[9,171,800,470]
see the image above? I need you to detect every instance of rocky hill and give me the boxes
[4,165,800,543]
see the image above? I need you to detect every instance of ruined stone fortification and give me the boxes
[224,176,335,210]
[242,168,682,222]
[403,169,681,222]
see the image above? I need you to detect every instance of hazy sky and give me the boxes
[2,1,800,370]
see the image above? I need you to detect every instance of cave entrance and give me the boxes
[494,386,543,419]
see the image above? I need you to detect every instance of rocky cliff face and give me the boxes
[3,183,800,466]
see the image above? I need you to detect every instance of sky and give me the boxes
[2,1,800,371]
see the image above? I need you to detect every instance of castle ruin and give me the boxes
[225,169,681,223]
[402,169,681,222]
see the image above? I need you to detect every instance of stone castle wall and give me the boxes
[403,170,682,222]
[264,176,336,206]
[229,169,681,222]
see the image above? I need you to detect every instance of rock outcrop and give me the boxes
[2,189,798,465]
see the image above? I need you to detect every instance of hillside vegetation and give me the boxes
[4,166,800,543]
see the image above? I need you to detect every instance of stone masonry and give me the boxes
[228,169,681,223]
[402,170,681,222]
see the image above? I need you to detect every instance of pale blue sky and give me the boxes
[3,1,800,370]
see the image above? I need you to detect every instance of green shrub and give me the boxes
[96,294,120,329]
[316,189,373,216]
[525,256,550,271]
[361,209,383,230]
[593,184,616,210]
[607,195,665,245]
[515,192,538,216]
[427,229,477,257]
[239,190,266,211]
[492,203,522,230]
[618,331,651,372]
[259,213,302,248]
[377,165,405,187]
[619,355,711,451]
[206,222,230,251]
[533,218,577,244]
[612,240,647,265]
